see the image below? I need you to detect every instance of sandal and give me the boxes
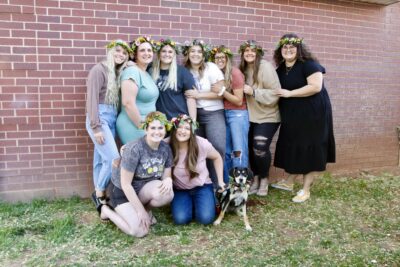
[91,192,110,221]
[256,179,269,196]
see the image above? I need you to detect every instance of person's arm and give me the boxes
[120,167,150,230]
[207,147,225,190]
[121,79,142,127]
[185,81,224,100]
[211,68,244,106]
[186,97,197,120]
[87,64,107,144]
[275,72,323,98]
[159,167,173,195]
[243,61,280,106]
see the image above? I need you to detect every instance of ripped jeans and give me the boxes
[223,109,249,183]
[248,122,280,179]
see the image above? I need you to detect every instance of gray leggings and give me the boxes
[196,108,226,187]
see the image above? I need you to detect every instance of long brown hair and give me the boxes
[239,44,263,86]
[170,121,199,179]
[183,44,207,79]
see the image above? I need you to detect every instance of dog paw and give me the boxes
[245,225,252,231]
[213,220,221,226]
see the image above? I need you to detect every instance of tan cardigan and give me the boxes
[245,59,281,123]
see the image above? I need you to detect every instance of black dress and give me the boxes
[274,60,335,174]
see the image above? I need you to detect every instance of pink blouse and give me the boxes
[172,136,213,190]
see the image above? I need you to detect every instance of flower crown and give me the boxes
[180,39,211,59]
[210,45,233,61]
[131,35,155,54]
[171,114,199,134]
[239,40,264,56]
[106,40,133,54]
[140,112,172,131]
[155,38,179,54]
[277,37,303,48]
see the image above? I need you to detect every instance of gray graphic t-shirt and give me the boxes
[112,136,173,189]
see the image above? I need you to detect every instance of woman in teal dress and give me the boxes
[117,36,159,144]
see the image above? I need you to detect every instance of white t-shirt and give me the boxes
[191,62,224,111]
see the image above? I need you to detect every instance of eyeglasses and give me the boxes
[214,56,226,61]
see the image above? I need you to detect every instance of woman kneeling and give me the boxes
[167,114,225,225]
[99,111,174,237]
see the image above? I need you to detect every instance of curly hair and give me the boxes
[273,33,319,67]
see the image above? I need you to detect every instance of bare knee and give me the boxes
[152,191,174,207]
[127,227,149,238]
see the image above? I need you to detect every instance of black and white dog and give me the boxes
[214,167,253,231]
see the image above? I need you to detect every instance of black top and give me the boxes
[155,65,196,120]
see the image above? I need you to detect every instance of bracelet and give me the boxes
[218,86,226,96]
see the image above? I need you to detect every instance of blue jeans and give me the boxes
[85,104,120,191]
[171,184,216,225]
[223,109,249,183]
[196,108,226,188]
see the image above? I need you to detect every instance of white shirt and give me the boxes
[191,62,224,111]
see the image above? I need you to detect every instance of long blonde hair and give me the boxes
[151,46,178,91]
[102,46,128,107]
[222,55,233,92]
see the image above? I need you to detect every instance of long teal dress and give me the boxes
[116,65,159,144]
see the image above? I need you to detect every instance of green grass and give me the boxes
[1,173,399,266]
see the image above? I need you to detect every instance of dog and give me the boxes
[213,167,253,231]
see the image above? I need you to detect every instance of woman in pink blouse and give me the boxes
[167,114,225,225]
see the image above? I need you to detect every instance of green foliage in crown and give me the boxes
[209,45,233,62]
[106,40,132,53]
[238,40,264,56]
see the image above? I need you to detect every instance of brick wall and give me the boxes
[1,0,399,202]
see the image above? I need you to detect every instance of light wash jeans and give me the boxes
[223,109,250,183]
[85,104,120,191]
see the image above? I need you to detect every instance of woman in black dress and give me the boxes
[272,33,335,203]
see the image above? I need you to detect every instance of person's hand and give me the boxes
[243,84,253,95]
[120,145,126,156]
[217,182,227,193]
[137,208,151,231]
[210,83,222,94]
[112,158,121,168]
[94,131,105,145]
[159,177,173,195]
[274,88,292,98]
[185,88,199,99]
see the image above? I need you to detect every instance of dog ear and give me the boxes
[229,167,235,178]
[246,167,254,181]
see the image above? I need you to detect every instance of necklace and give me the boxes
[285,65,293,75]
